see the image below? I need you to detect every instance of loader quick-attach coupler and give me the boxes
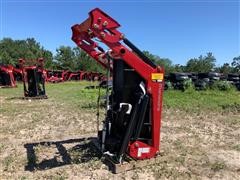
[72,8,164,163]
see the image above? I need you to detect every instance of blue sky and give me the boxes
[1,0,239,66]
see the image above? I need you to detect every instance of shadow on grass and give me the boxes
[6,95,48,100]
[24,137,101,171]
[5,97,24,100]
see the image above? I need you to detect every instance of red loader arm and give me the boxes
[72,8,164,160]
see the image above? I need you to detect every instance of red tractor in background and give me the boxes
[19,58,47,99]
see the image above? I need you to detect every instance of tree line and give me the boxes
[0,38,239,74]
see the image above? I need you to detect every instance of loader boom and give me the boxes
[72,8,164,161]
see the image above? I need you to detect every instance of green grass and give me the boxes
[164,89,240,112]
[1,81,239,113]
[210,161,227,172]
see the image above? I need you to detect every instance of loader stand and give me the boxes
[92,136,164,173]
[19,58,48,99]
[0,65,16,88]
[72,8,164,172]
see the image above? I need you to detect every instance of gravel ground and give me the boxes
[0,90,239,179]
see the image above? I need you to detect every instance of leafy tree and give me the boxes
[54,46,105,72]
[74,47,105,73]
[185,52,216,73]
[217,63,234,74]
[143,50,173,74]
[54,46,76,71]
[231,56,240,73]
[185,58,199,72]
[173,64,185,72]
[0,38,53,68]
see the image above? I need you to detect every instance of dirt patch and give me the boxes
[0,95,240,179]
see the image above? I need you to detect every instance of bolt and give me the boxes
[93,24,99,29]
[100,32,105,38]
[103,21,108,27]
[97,17,102,22]
[120,33,125,39]
[88,29,93,35]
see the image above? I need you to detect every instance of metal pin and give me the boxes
[100,32,105,38]
[103,21,108,27]
[93,24,99,29]
[97,17,102,22]
[120,34,125,39]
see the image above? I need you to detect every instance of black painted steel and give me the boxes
[123,38,156,68]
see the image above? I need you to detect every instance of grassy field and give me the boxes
[0,81,240,179]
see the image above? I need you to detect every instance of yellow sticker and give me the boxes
[151,73,164,81]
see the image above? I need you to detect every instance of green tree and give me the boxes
[185,58,199,72]
[217,63,234,74]
[74,47,105,73]
[185,52,216,73]
[54,46,105,72]
[143,50,173,74]
[173,64,185,72]
[231,56,240,73]
[54,46,76,71]
[0,38,53,68]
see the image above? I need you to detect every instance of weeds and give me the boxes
[232,144,240,151]
[210,161,226,172]
[3,155,15,171]
[221,102,240,113]
[211,81,236,91]
[0,143,4,153]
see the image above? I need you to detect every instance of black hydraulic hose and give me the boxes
[133,95,149,140]
[97,46,104,53]
[123,38,156,68]
[118,100,141,162]
[96,85,101,133]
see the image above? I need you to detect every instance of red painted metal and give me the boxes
[45,69,104,82]
[12,67,23,76]
[19,58,47,97]
[68,71,80,81]
[0,65,16,87]
[71,8,164,160]
[46,70,69,83]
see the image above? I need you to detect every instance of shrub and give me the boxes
[212,80,235,91]
[183,79,194,91]
[165,81,173,90]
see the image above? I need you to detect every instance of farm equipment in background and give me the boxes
[67,71,81,81]
[45,69,105,83]
[72,8,164,172]
[227,73,240,90]
[46,70,69,83]
[83,71,104,81]
[67,71,104,81]
[194,72,220,90]
[168,73,190,91]
[0,64,16,88]
[164,72,240,91]
[13,66,23,81]
[19,58,47,99]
